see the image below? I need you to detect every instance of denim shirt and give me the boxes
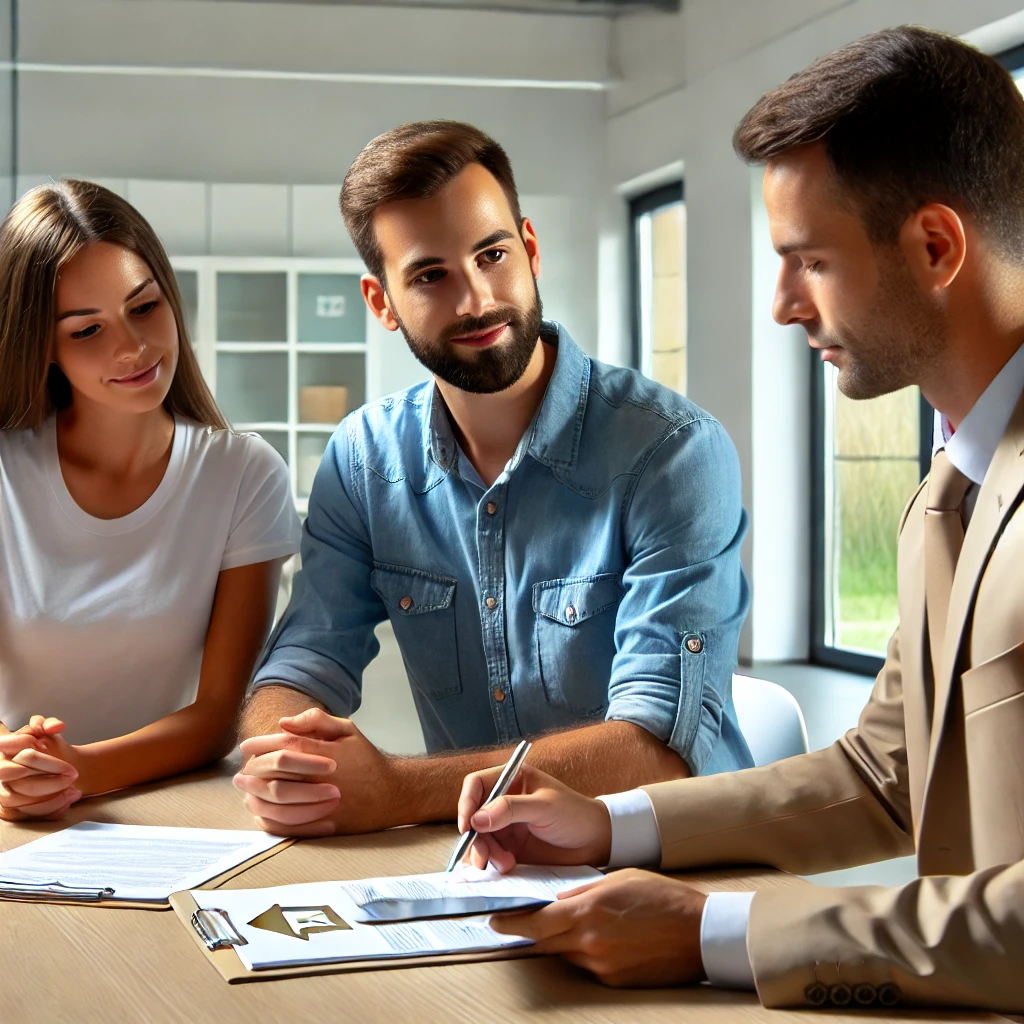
[252,322,753,775]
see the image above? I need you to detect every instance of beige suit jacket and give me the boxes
[643,386,1024,1013]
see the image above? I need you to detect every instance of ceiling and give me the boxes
[196,0,679,15]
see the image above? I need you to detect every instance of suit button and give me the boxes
[485,597,498,610]
[828,983,852,1007]
[804,983,828,1006]
[399,595,414,611]
[493,688,505,702]
[685,635,703,654]
[877,983,901,1007]
[565,605,577,623]
[853,983,876,1006]
[486,502,497,515]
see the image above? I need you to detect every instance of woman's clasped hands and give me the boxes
[0,715,83,821]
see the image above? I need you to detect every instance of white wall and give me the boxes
[604,0,1024,661]
[15,0,609,363]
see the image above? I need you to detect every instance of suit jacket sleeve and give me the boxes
[747,858,1024,1011]
[642,627,915,876]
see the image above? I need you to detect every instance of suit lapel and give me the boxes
[923,389,1024,793]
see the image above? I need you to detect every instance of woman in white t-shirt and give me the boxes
[0,181,301,821]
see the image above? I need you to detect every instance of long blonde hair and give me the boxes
[0,179,227,431]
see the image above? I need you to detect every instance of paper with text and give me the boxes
[0,822,284,902]
[191,879,548,971]
[343,864,604,908]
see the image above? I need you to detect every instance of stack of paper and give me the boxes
[0,822,285,903]
[190,865,604,971]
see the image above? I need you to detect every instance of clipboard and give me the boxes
[169,889,539,983]
[0,839,294,911]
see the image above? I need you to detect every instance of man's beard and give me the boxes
[392,284,543,395]
[821,250,947,401]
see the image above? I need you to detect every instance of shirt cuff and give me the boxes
[595,789,661,868]
[700,891,756,990]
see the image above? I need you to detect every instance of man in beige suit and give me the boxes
[455,26,1024,1014]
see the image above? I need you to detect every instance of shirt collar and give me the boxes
[933,341,1024,485]
[523,320,590,473]
[423,319,590,479]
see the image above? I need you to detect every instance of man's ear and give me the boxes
[361,274,400,332]
[520,217,541,280]
[899,203,967,293]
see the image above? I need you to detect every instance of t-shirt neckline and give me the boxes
[46,413,189,536]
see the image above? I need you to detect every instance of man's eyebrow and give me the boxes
[56,277,156,321]
[471,229,514,251]
[775,241,822,256]
[401,255,444,278]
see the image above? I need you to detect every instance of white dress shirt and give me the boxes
[595,340,1024,994]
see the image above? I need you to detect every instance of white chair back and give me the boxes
[731,674,810,767]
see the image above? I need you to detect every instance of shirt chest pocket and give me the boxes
[532,573,623,716]
[370,563,462,699]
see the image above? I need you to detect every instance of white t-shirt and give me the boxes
[0,416,301,744]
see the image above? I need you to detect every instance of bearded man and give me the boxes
[233,121,752,836]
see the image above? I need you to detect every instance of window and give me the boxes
[812,365,932,674]
[630,182,686,393]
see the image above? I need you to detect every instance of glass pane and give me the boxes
[216,272,287,342]
[216,352,288,424]
[296,432,330,499]
[173,269,198,344]
[824,365,921,656]
[638,201,686,395]
[297,273,365,344]
[297,352,365,422]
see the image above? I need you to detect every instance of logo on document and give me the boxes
[248,904,352,941]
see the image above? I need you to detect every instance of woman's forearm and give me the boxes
[74,700,238,796]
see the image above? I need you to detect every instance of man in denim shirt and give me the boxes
[234,121,752,836]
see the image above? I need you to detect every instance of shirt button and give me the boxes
[493,688,505,702]
[486,502,497,515]
[485,596,498,610]
[685,635,703,654]
[565,605,577,623]
[399,595,414,611]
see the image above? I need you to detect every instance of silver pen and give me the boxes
[445,739,532,872]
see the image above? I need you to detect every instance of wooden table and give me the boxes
[0,764,1014,1024]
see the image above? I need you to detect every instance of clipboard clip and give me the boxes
[0,878,116,902]
[192,907,248,951]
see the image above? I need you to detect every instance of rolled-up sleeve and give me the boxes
[606,415,751,774]
[249,423,386,716]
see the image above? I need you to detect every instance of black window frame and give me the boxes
[809,354,933,676]
[628,181,684,371]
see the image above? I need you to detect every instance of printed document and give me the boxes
[343,863,603,907]
[189,865,604,971]
[0,821,284,902]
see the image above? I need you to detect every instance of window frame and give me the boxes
[628,181,684,371]
[809,354,933,676]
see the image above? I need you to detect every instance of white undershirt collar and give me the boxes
[933,342,1024,485]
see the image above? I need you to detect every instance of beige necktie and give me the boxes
[924,450,972,676]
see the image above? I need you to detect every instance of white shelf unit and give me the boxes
[169,256,368,514]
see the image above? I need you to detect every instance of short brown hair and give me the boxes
[340,120,522,282]
[734,26,1024,261]
[0,180,227,431]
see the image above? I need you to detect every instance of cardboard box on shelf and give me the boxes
[299,386,348,424]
